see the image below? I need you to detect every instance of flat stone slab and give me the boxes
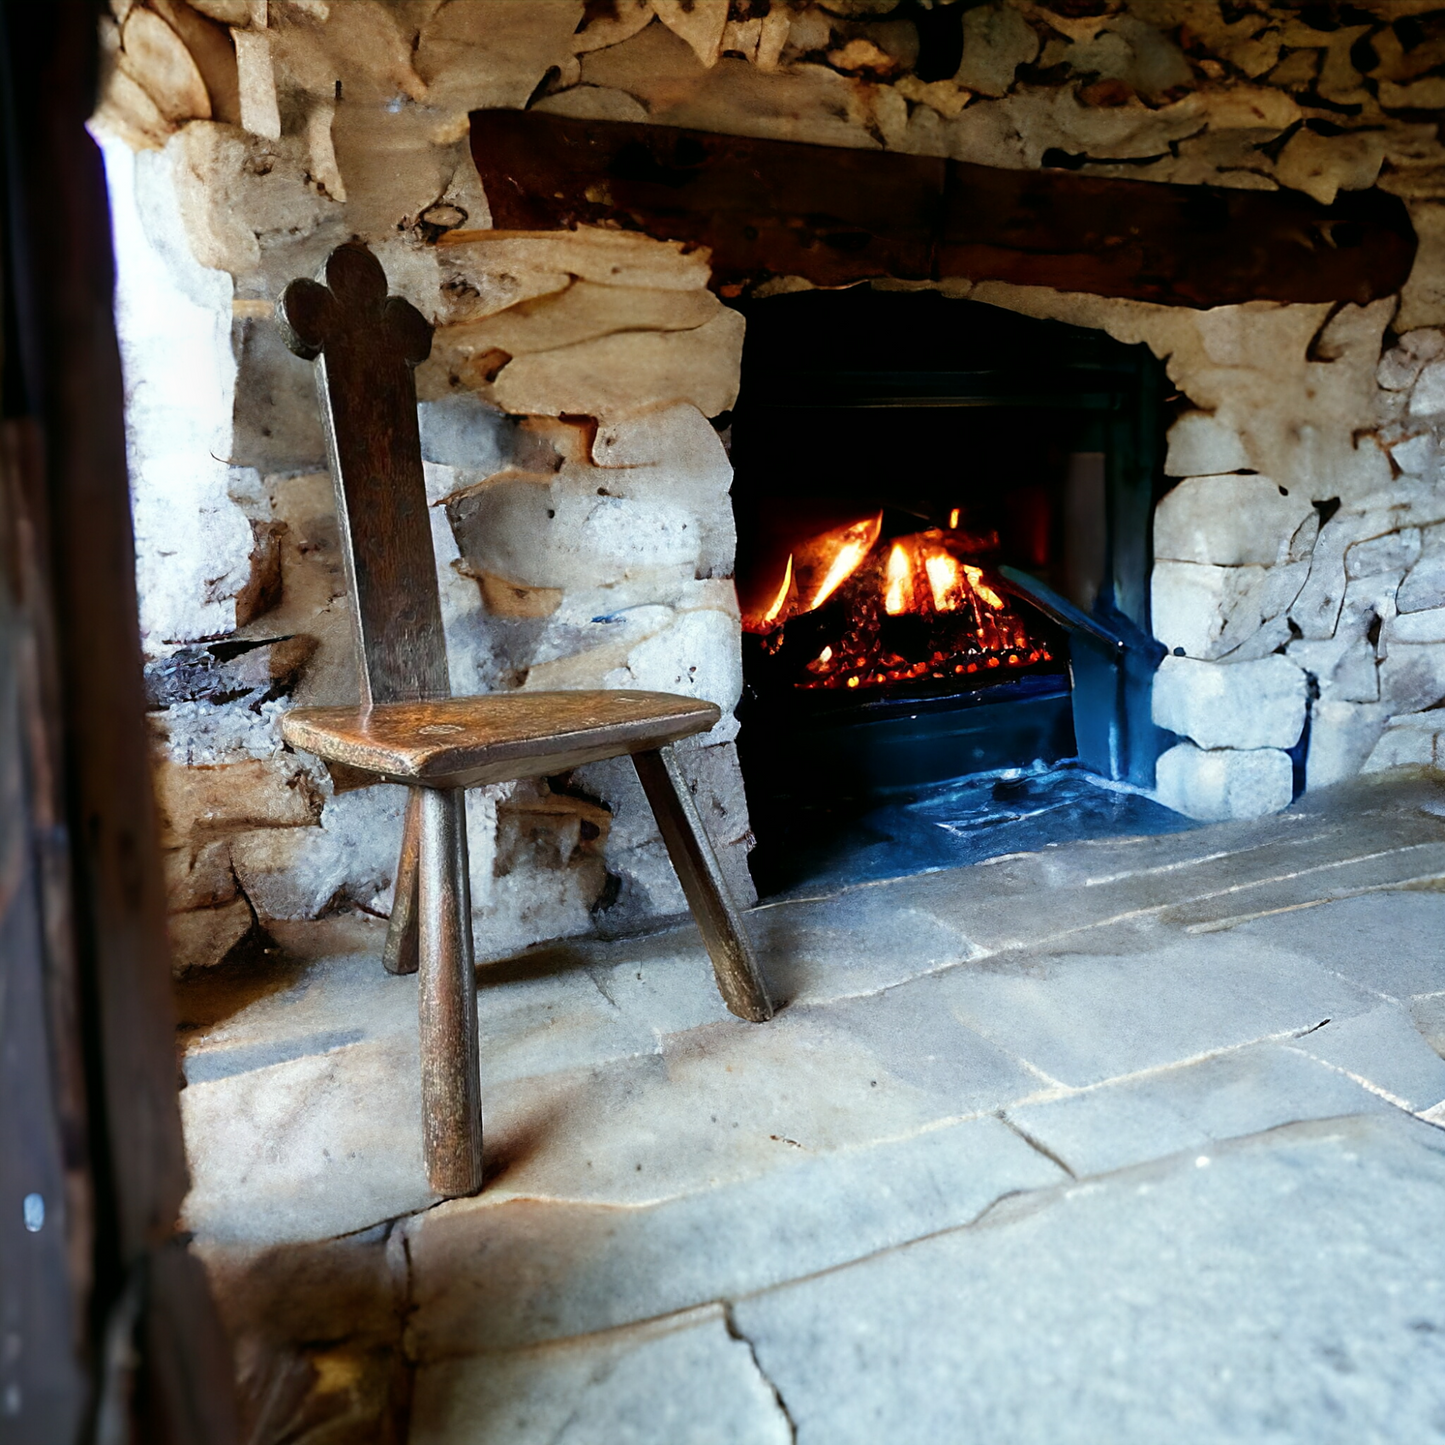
[175,773,1445,1439]
[731,1114,1445,1445]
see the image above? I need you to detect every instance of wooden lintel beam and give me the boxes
[469,108,1414,309]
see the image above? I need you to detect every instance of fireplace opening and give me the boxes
[729,288,1191,895]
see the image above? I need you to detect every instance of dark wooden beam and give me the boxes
[469,109,1414,309]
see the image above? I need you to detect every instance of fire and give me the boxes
[884,544,913,616]
[793,513,882,612]
[762,553,793,624]
[742,509,1051,693]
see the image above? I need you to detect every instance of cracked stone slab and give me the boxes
[1006,1039,1399,1179]
[731,1113,1445,1445]
[1219,889,1445,1003]
[935,932,1380,1091]
[409,1306,792,1445]
[402,1113,1063,1357]
[1289,1003,1445,1114]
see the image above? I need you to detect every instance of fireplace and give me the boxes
[729,287,1173,889]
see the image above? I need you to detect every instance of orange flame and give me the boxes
[762,553,794,624]
[884,543,913,616]
[797,513,883,611]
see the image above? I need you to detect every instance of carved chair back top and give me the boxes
[277,243,449,708]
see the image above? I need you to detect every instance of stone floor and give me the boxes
[177,770,1445,1444]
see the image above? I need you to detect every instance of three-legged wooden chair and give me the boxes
[276,243,772,1198]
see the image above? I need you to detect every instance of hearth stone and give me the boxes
[178,777,1445,1441]
[1155,742,1294,822]
[1151,655,1306,753]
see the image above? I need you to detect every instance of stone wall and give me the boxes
[92,0,1445,968]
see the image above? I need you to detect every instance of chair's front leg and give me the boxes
[633,745,774,1023]
[417,786,483,1197]
[383,787,422,975]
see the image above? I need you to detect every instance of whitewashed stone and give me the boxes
[1152,655,1305,751]
[166,121,337,277]
[1346,527,1421,579]
[450,465,711,593]
[1305,699,1391,789]
[1386,606,1445,646]
[1150,560,1261,659]
[1289,635,1379,703]
[1155,743,1293,822]
[1377,642,1445,713]
[1399,530,1445,613]
[1390,430,1438,480]
[1162,411,1250,477]
[1364,711,1445,773]
[1410,359,1445,417]
[592,403,738,580]
[229,784,410,923]
[1154,474,1313,566]
[1377,328,1445,391]
[103,136,256,649]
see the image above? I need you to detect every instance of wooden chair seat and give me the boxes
[282,691,719,790]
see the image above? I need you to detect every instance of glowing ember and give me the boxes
[743,512,1052,693]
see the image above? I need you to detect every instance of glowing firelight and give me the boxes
[961,564,1004,610]
[948,508,960,529]
[762,553,794,624]
[884,544,913,616]
[924,552,964,612]
[802,514,882,611]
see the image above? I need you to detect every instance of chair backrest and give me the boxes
[277,243,450,707]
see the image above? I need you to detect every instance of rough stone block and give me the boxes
[103,137,258,648]
[1346,527,1422,579]
[1377,328,1445,391]
[1305,699,1391,789]
[1411,358,1445,417]
[153,756,322,847]
[230,784,410,923]
[1364,712,1445,773]
[1155,742,1294,822]
[438,228,712,293]
[1377,641,1445,713]
[1386,605,1445,646]
[1150,560,1262,659]
[1152,654,1306,751]
[492,311,745,420]
[1399,529,1445,613]
[1154,474,1314,566]
[168,896,254,974]
[163,839,237,913]
[1163,411,1250,477]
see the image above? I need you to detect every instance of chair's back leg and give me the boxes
[633,745,774,1023]
[383,787,422,975]
[417,786,483,1196]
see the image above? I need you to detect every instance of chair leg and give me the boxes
[416,786,483,1197]
[383,787,421,975]
[633,745,774,1023]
